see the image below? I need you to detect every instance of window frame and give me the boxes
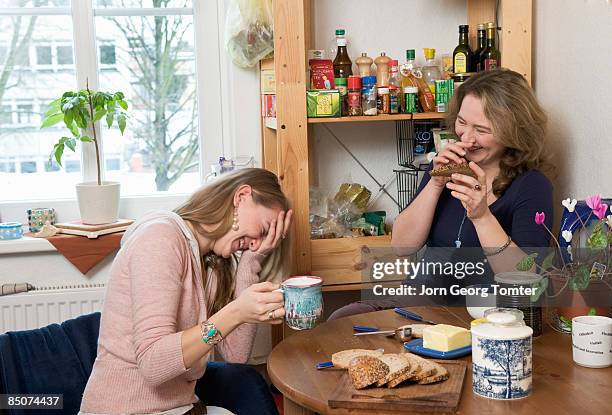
[0,0,226,220]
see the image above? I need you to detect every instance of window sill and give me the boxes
[0,236,56,255]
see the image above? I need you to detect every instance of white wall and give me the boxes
[534,0,612,204]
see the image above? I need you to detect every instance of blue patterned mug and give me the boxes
[281,276,323,330]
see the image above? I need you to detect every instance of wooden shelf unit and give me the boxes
[264,0,532,283]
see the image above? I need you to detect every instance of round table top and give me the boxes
[267,307,612,415]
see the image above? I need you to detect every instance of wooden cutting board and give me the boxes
[328,359,467,413]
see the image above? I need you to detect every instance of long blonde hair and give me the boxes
[446,68,553,196]
[174,168,289,316]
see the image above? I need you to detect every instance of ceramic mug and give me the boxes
[571,315,612,368]
[280,276,323,330]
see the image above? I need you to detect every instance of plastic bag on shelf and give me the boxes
[224,0,274,68]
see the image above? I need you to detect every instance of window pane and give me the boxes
[94,0,191,8]
[96,14,199,195]
[0,0,69,7]
[36,45,51,65]
[0,15,80,200]
[56,45,73,65]
[99,44,115,65]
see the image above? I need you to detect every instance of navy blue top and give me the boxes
[415,165,554,249]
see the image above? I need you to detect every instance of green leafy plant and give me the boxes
[517,196,612,295]
[41,82,129,185]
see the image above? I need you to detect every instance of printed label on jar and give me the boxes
[348,92,361,115]
[404,93,418,113]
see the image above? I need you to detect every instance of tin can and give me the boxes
[403,86,419,113]
[435,79,454,113]
[471,308,533,400]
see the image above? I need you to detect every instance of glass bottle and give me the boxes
[347,75,362,116]
[473,23,486,72]
[480,22,501,71]
[332,29,352,78]
[400,49,435,112]
[388,59,400,114]
[453,25,473,74]
[422,48,442,95]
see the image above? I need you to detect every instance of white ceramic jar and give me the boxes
[471,308,533,400]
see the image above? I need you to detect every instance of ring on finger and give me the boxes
[268,310,275,320]
[473,183,482,191]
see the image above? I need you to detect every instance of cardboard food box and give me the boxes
[261,94,276,117]
[260,69,276,94]
[307,90,340,118]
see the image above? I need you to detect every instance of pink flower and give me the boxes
[585,195,602,210]
[593,203,609,220]
[534,212,546,225]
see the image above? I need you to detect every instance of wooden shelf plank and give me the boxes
[307,113,446,124]
[311,235,392,285]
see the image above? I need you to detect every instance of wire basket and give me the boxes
[396,119,443,168]
[395,167,427,212]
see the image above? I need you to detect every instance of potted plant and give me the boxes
[41,82,128,224]
[516,195,612,331]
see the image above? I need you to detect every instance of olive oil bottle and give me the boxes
[332,29,353,78]
[453,25,473,74]
[473,23,486,72]
[480,22,501,71]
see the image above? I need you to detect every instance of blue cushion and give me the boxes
[0,312,100,415]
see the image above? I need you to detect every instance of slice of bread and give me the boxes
[429,162,477,178]
[417,361,449,384]
[375,354,413,387]
[331,349,384,369]
[387,354,436,388]
[348,356,390,390]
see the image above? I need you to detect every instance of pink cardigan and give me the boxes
[80,211,260,414]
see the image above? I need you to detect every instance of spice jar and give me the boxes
[335,77,349,117]
[403,86,419,113]
[377,87,390,114]
[348,75,362,116]
[361,76,377,116]
[471,308,533,400]
[355,52,373,77]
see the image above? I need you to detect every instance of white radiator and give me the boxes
[0,286,106,333]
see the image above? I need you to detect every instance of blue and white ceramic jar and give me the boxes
[471,308,533,400]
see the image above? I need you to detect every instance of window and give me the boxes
[36,45,52,65]
[20,160,37,173]
[99,44,115,65]
[0,1,204,201]
[56,45,74,65]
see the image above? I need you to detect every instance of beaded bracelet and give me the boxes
[200,320,223,345]
[483,236,512,257]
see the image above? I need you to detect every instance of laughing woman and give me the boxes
[330,68,554,319]
[80,168,292,415]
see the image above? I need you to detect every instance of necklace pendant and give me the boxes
[455,240,462,248]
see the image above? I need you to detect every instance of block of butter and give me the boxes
[423,324,471,352]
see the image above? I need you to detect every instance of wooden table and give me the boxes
[267,307,611,414]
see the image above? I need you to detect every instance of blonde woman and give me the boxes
[80,168,292,415]
[331,69,554,319]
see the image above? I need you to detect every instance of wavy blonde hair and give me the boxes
[446,68,553,196]
[174,168,289,316]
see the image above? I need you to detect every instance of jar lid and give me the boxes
[0,222,22,229]
[403,86,418,93]
[494,272,543,286]
[378,87,389,94]
[471,307,533,340]
[348,76,362,89]
[362,76,377,86]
